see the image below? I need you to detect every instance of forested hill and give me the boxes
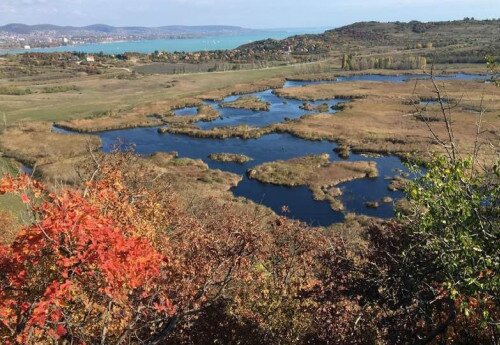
[238,19,500,63]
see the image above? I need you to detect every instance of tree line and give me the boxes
[342,53,428,70]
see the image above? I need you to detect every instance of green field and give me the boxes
[0,62,325,123]
[0,157,26,232]
[0,58,489,125]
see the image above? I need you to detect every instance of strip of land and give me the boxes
[208,153,253,164]
[248,154,378,211]
[220,96,270,111]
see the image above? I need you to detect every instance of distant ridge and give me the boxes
[0,23,258,36]
[238,19,500,57]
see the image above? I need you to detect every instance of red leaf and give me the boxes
[56,324,67,338]
[20,194,30,204]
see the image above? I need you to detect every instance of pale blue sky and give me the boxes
[1,0,499,28]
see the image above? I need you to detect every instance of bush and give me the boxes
[0,87,32,95]
[41,85,80,93]
[0,151,496,344]
[0,154,327,344]
[404,157,499,321]
[0,174,174,343]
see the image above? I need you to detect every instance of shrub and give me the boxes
[0,174,174,343]
[41,85,80,93]
[0,87,32,95]
[404,157,499,321]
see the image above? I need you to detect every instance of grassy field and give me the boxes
[0,58,486,124]
[0,62,311,124]
[0,156,19,175]
[0,58,497,226]
[0,122,101,166]
[0,73,494,243]
[274,79,500,165]
[0,156,28,243]
[159,76,499,165]
[1,63,496,168]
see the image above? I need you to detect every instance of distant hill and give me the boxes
[238,19,500,63]
[0,24,258,37]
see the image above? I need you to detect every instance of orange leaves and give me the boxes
[0,155,333,344]
[0,174,44,198]
[25,280,72,333]
[39,191,166,300]
[0,175,17,194]
[0,174,176,344]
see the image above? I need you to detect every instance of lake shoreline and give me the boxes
[0,28,325,55]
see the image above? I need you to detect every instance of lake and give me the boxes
[1,28,325,55]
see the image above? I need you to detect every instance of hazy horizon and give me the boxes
[0,23,331,31]
[1,0,499,29]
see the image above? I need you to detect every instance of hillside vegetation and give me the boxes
[240,19,500,64]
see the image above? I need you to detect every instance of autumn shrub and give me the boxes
[1,151,497,344]
[0,174,175,344]
[229,216,328,344]
[306,217,499,344]
[0,154,329,344]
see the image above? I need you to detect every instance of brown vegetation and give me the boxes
[388,175,409,191]
[0,122,100,166]
[160,124,275,139]
[54,98,203,133]
[162,104,221,125]
[220,96,270,111]
[199,78,284,101]
[208,153,253,164]
[300,102,331,112]
[55,113,164,133]
[274,79,500,164]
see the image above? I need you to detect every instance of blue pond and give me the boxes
[59,73,484,226]
[174,107,198,116]
[199,89,345,130]
[97,128,407,226]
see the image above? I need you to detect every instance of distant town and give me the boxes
[0,24,259,50]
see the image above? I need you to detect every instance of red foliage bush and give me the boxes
[0,174,174,344]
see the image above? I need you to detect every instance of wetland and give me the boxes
[51,72,494,225]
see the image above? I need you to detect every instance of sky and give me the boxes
[1,0,499,29]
